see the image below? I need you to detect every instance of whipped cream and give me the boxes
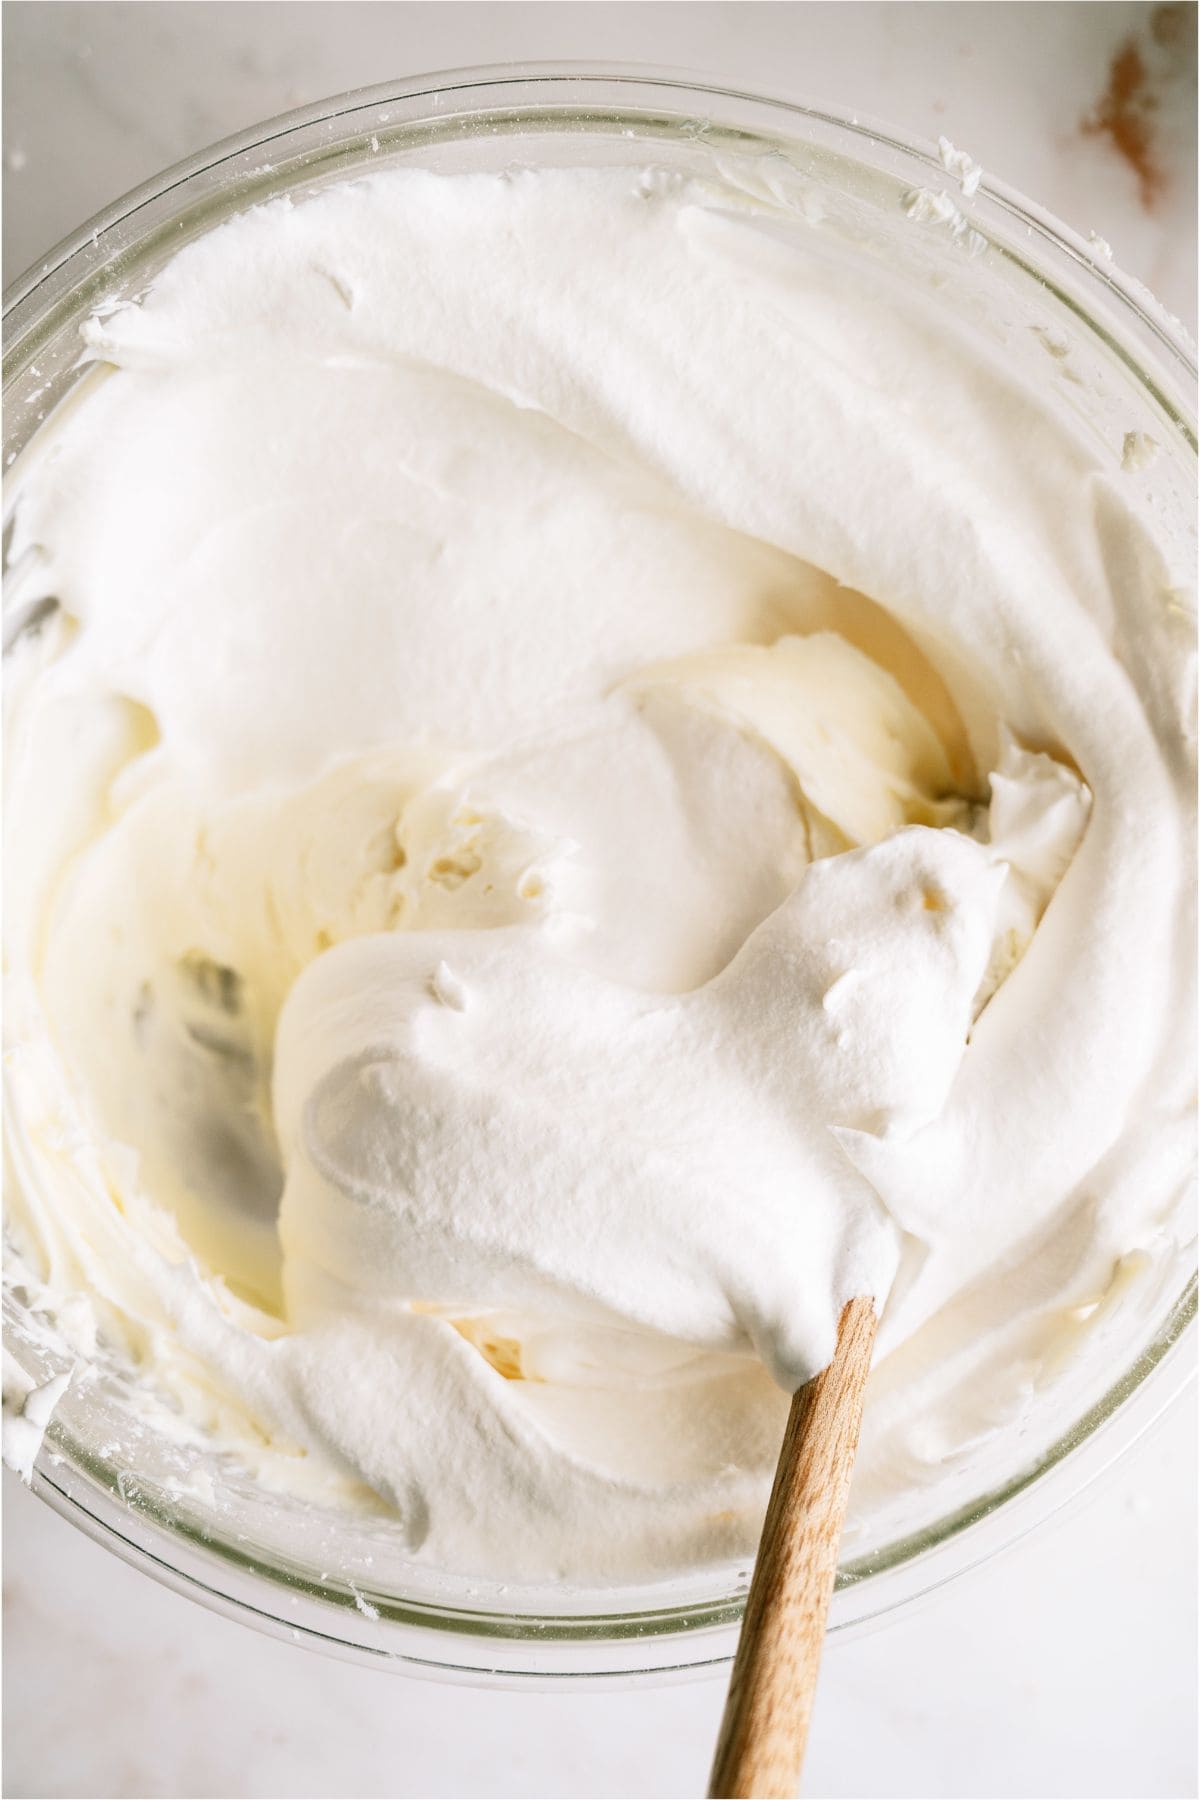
[4,165,1194,1580]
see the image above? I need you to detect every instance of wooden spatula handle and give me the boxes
[709,1296,878,1800]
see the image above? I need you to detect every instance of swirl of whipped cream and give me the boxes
[3,165,1193,1580]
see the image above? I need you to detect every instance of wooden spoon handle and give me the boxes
[708,1296,878,1800]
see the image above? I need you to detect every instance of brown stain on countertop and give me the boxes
[1081,2,1195,210]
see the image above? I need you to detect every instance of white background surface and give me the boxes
[2,5,1197,1799]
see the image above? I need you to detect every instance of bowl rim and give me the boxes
[4,58,1197,361]
[4,59,1196,1679]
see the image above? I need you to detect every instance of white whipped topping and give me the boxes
[902,183,986,256]
[1,1361,75,1483]
[3,165,1194,1580]
[937,136,983,199]
[1122,429,1161,472]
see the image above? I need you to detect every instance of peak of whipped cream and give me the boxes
[3,164,1193,1580]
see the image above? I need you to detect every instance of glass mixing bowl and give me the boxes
[4,64,1196,1682]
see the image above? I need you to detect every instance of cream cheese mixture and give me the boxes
[4,165,1195,1580]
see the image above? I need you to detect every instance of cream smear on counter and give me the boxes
[4,164,1195,1580]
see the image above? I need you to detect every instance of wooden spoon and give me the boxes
[708,1297,878,1799]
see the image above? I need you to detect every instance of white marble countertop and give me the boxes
[3,6,1196,1798]
[5,1413,1196,1799]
